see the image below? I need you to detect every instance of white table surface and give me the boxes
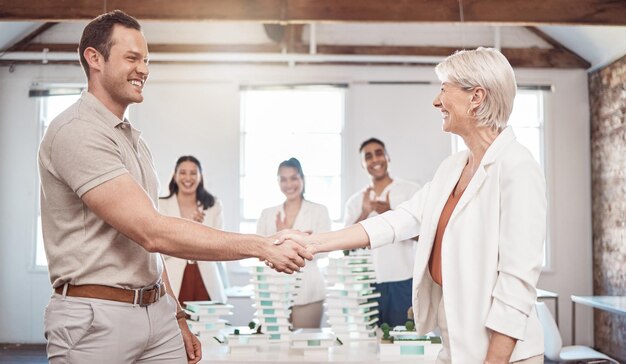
[537,288,558,298]
[570,295,626,315]
[200,340,438,363]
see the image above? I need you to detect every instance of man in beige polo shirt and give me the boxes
[38,10,311,364]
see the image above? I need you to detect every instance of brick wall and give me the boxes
[589,54,626,361]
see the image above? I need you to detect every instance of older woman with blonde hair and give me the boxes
[281,48,546,363]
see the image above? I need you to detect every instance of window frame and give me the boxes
[33,89,84,269]
[238,84,347,229]
[237,84,347,269]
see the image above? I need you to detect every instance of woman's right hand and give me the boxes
[275,212,289,231]
[191,208,205,223]
[275,230,321,255]
[276,224,370,255]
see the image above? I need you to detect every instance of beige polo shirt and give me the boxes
[38,91,162,289]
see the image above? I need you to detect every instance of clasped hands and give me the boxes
[261,229,321,274]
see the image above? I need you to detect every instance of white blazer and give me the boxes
[257,200,331,305]
[361,127,546,363]
[159,195,227,303]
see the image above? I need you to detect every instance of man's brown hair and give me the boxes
[78,10,141,79]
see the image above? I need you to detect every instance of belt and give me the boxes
[55,281,166,307]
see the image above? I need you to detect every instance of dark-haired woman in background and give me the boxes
[159,156,227,305]
[257,158,331,328]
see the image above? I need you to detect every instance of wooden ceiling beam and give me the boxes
[292,44,588,68]
[20,43,283,53]
[3,22,57,52]
[10,43,588,68]
[500,48,589,68]
[0,60,79,66]
[0,0,623,25]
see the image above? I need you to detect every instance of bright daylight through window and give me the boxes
[35,94,81,267]
[239,86,346,236]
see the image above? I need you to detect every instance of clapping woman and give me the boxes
[159,156,227,305]
[257,158,331,328]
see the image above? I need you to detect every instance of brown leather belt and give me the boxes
[55,282,166,307]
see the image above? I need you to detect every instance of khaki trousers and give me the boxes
[44,292,186,363]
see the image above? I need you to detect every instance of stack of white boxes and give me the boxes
[183,301,234,344]
[290,329,336,356]
[325,250,380,341]
[249,264,297,343]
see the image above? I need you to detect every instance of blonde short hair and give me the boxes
[435,47,517,131]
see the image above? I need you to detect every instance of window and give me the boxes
[35,93,82,267]
[451,89,546,166]
[239,86,346,236]
[451,89,549,267]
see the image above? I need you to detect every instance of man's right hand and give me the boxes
[263,238,313,274]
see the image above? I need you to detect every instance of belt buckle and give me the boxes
[137,283,161,307]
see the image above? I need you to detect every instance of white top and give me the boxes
[360,127,546,362]
[159,194,227,303]
[257,200,331,305]
[344,179,420,283]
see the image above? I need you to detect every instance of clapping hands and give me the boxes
[362,187,391,215]
[190,208,205,223]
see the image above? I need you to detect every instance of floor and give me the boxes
[0,344,47,364]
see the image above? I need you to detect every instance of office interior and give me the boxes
[0,1,624,362]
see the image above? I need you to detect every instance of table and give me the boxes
[537,289,559,327]
[570,295,626,344]
[200,341,438,363]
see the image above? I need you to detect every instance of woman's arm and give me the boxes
[484,153,547,354]
[484,330,517,364]
[281,183,429,254]
[279,223,370,254]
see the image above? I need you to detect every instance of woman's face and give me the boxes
[175,160,201,196]
[278,166,304,201]
[433,82,474,135]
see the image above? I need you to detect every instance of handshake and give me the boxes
[258,224,366,273]
[260,229,322,274]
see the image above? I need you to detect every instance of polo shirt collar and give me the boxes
[80,91,131,128]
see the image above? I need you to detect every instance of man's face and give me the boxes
[100,25,149,108]
[361,142,389,180]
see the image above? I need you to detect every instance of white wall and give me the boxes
[0,63,592,347]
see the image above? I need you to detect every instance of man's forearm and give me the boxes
[150,215,268,262]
